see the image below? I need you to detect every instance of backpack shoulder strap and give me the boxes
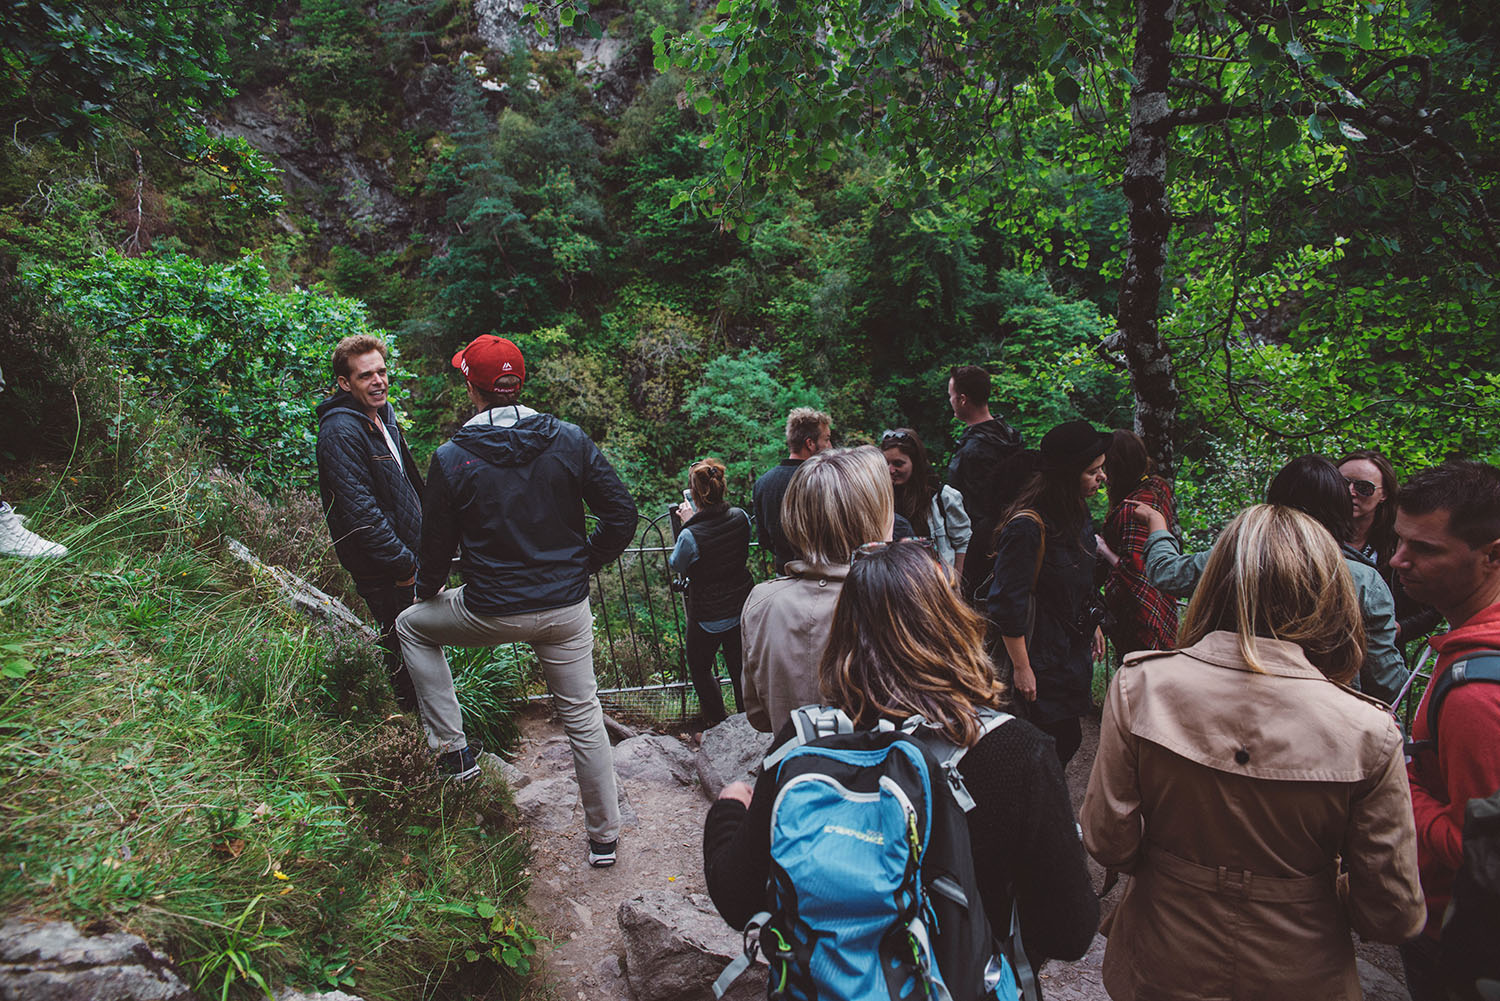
[1008,509,1047,587]
[762,705,855,771]
[1426,652,1500,754]
[903,710,1015,813]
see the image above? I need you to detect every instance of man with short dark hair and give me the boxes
[946,365,1024,603]
[1391,459,1500,1000]
[316,334,423,709]
[396,335,637,868]
[753,407,832,574]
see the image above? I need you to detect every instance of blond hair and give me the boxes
[1179,504,1365,682]
[785,407,831,452]
[782,445,892,566]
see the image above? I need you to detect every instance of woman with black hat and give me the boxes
[988,420,1110,765]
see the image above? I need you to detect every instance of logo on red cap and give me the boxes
[451,335,526,391]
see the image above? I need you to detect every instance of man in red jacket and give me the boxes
[1391,459,1500,1001]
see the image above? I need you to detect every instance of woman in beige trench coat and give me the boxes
[1081,504,1425,1001]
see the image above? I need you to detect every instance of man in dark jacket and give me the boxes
[316,335,423,709]
[396,335,638,867]
[946,365,1025,604]
[752,407,832,574]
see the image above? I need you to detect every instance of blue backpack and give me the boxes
[714,705,1037,1001]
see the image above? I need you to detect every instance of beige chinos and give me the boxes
[396,588,619,843]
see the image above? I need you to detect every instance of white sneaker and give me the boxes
[0,504,67,558]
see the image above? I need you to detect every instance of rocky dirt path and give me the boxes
[504,705,1411,1001]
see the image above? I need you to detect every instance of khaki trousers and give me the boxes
[396,590,620,842]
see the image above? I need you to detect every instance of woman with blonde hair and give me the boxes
[707,541,1099,979]
[1081,504,1425,1001]
[740,445,893,733]
[670,457,754,723]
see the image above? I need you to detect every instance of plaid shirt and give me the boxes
[1103,477,1179,653]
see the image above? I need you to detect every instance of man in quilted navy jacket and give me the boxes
[316,335,424,710]
[396,335,637,867]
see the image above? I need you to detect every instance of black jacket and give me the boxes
[416,410,638,616]
[947,418,1024,594]
[316,392,424,586]
[988,513,1099,725]
[752,458,804,572]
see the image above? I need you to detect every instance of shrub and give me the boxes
[24,250,397,492]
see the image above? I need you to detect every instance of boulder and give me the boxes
[508,770,637,833]
[617,891,765,1001]
[275,990,365,1001]
[695,714,771,800]
[0,918,192,1001]
[1356,958,1409,1001]
[612,734,697,788]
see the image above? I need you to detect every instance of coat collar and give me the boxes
[784,560,849,581]
[1173,630,1330,682]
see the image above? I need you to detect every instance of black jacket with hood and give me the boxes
[416,409,639,616]
[947,417,1025,596]
[316,392,424,586]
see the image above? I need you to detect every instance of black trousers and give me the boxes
[1035,715,1083,768]
[685,619,743,723]
[1399,935,1445,1001]
[357,581,417,711]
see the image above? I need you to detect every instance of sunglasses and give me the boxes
[851,537,939,563]
[880,429,914,447]
[1344,477,1378,498]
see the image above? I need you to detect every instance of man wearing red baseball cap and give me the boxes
[396,335,638,868]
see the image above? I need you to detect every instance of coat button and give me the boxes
[1234,748,1250,765]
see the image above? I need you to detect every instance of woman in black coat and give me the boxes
[988,421,1110,766]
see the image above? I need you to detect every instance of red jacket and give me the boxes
[1406,601,1500,937]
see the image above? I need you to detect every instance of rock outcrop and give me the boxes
[617,891,765,1001]
[694,713,768,800]
[0,918,192,1001]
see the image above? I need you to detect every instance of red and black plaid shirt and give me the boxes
[1103,476,1180,653]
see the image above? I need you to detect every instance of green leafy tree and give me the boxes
[684,349,825,494]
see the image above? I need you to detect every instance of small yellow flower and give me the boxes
[273,870,290,880]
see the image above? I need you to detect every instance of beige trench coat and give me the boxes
[1081,632,1425,1001]
[739,561,847,733]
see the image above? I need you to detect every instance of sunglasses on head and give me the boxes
[851,537,939,564]
[880,429,914,447]
[1344,477,1378,498]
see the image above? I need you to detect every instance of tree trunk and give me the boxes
[1117,0,1181,476]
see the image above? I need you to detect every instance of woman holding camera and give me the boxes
[671,458,754,723]
[988,420,1110,766]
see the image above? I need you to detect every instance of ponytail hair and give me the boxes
[690,457,728,508]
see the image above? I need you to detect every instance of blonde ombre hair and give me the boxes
[820,542,1004,747]
[782,445,893,566]
[1179,504,1365,682]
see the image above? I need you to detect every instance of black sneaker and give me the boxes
[436,742,483,782]
[587,839,617,868]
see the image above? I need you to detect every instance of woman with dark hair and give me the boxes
[1339,449,1442,646]
[1082,505,1424,1000]
[1133,453,1407,703]
[988,420,1110,766]
[881,427,971,577]
[670,457,754,723]
[1097,430,1178,658]
[705,541,1099,981]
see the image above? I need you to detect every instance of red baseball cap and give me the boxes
[451,335,526,391]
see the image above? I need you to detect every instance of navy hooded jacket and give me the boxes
[415,410,638,616]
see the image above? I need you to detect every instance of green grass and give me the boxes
[0,474,539,999]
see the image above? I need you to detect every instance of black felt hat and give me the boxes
[1039,420,1111,471]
